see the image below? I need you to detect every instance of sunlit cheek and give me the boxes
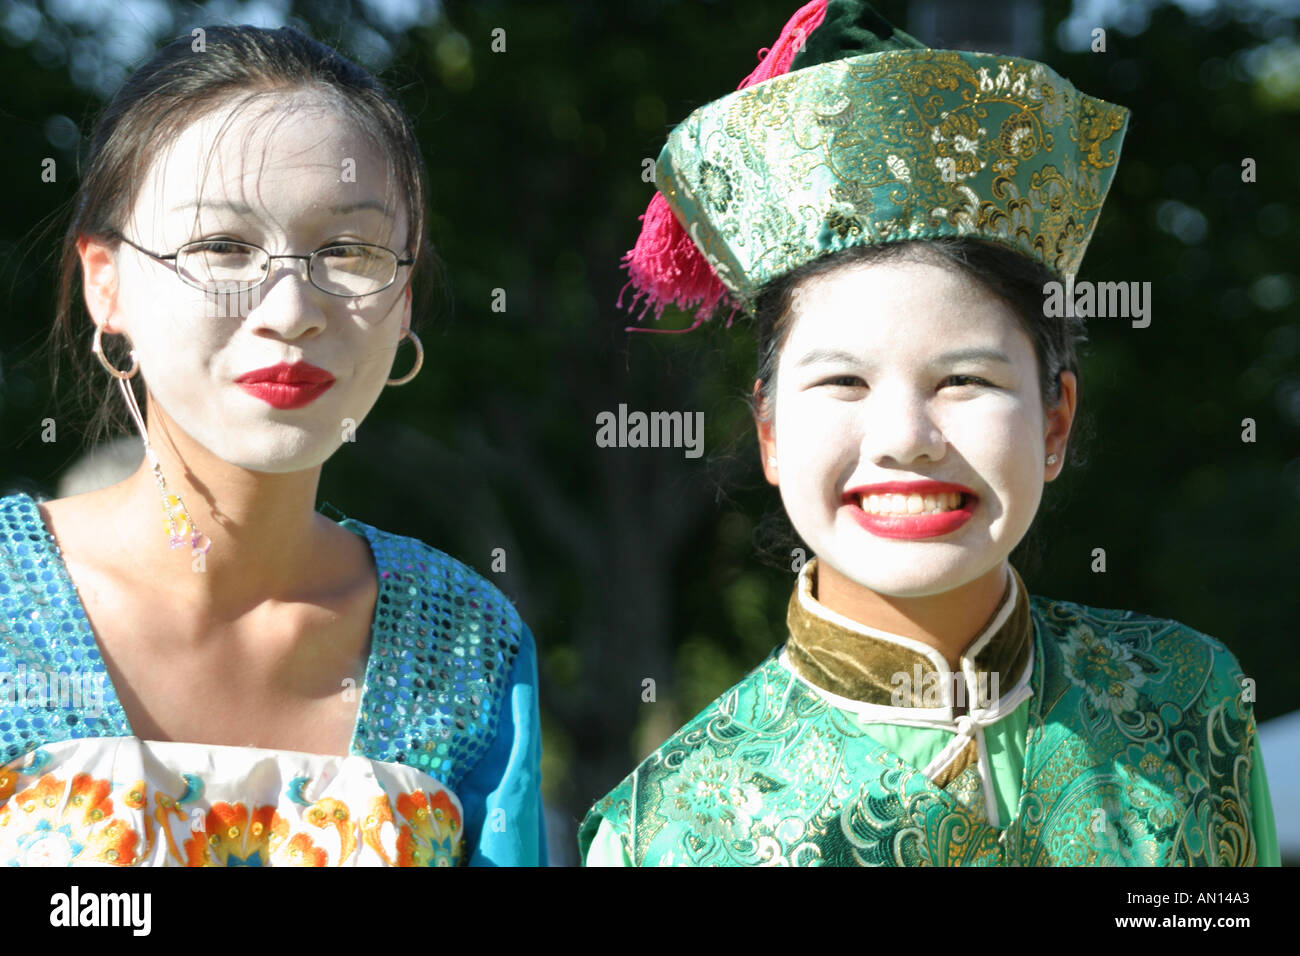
[774,392,835,442]
[940,398,1043,522]
[938,399,1026,449]
[773,392,859,503]
[354,300,405,362]
[351,334,395,376]
[137,314,208,379]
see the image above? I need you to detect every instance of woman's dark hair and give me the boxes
[45,24,441,451]
[746,237,1095,574]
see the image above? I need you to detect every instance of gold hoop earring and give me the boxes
[386,328,423,386]
[91,323,138,379]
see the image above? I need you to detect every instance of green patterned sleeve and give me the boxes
[581,816,634,867]
[1250,731,1281,866]
[577,777,637,866]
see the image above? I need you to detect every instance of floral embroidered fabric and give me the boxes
[0,738,463,866]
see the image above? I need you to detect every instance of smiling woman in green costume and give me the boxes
[579,0,1278,866]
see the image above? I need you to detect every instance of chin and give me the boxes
[818,541,995,598]
[209,436,340,474]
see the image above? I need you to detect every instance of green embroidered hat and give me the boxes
[621,0,1130,326]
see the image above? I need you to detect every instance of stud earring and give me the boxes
[1046,453,1059,466]
[92,324,211,555]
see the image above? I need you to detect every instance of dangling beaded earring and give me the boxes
[91,324,211,555]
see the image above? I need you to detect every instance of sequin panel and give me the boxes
[0,493,523,794]
[0,494,132,764]
[338,514,523,791]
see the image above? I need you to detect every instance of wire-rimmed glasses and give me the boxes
[105,230,413,297]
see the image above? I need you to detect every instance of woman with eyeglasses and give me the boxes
[0,25,545,866]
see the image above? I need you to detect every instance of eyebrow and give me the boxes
[794,347,1014,368]
[794,348,862,368]
[928,348,1014,367]
[168,199,391,216]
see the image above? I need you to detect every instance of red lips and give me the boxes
[844,480,978,540]
[236,362,334,409]
[236,362,335,385]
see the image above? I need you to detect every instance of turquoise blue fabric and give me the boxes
[458,622,547,866]
[0,491,546,867]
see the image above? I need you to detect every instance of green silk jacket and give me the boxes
[579,560,1279,866]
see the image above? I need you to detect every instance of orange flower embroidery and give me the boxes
[1,772,139,865]
[362,789,463,866]
[0,767,19,803]
[184,802,297,867]
[304,797,357,864]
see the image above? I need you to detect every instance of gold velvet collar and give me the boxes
[783,559,1032,709]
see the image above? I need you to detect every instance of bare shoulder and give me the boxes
[34,489,138,610]
[35,488,127,567]
[311,513,377,600]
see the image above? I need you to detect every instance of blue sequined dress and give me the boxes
[0,491,545,866]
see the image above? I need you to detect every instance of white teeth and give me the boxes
[860,491,967,515]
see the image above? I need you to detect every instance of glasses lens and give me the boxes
[311,244,396,296]
[177,241,268,292]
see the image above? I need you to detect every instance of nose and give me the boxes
[259,253,318,290]
[859,381,947,465]
[245,256,327,339]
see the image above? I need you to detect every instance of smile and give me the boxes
[860,491,966,515]
[846,490,977,540]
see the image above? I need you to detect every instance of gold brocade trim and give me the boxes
[929,738,978,788]
[941,759,989,820]
[783,559,1032,708]
[656,48,1130,309]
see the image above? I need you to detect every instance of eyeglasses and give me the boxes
[105,230,414,297]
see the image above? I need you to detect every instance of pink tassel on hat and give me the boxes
[621,0,830,332]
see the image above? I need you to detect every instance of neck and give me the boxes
[814,559,1010,671]
[104,414,334,620]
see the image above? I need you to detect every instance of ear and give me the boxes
[753,379,779,486]
[402,282,412,332]
[1044,370,1077,482]
[77,235,122,336]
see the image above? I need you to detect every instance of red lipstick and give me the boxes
[844,480,977,540]
[236,362,334,410]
